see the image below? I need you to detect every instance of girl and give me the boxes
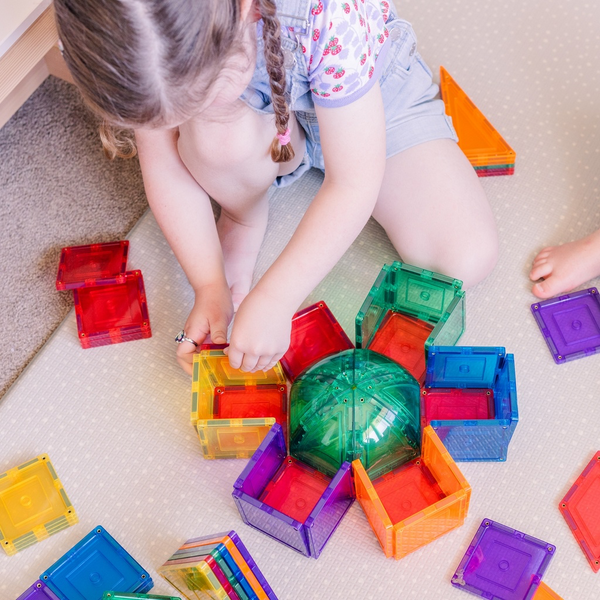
[55,0,498,374]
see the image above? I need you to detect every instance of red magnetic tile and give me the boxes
[367,312,433,383]
[56,241,129,290]
[560,451,600,572]
[73,270,151,348]
[281,301,353,382]
[421,388,495,425]
[476,168,515,177]
[373,458,445,524]
[215,385,287,420]
[260,457,330,523]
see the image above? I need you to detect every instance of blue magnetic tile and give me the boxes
[426,346,505,388]
[40,526,152,600]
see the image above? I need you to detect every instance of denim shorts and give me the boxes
[240,14,457,188]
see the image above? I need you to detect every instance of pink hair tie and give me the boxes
[276,128,291,146]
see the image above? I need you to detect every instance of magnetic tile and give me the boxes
[531,288,600,364]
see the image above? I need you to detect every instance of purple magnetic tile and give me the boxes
[531,288,600,364]
[232,424,352,558]
[451,519,556,600]
[232,489,309,555]
[305,461,354,558]
[234,424,287,498]
[17,581,60,600]
[228,531,279,600]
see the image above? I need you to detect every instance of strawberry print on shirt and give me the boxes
[290,0,392,107]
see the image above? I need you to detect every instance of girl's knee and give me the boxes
[442,230,499,289]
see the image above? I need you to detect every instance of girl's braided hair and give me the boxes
[54,0,294,163]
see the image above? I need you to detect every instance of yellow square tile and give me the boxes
[0,454,78,555]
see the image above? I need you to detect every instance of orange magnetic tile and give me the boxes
[559,451,600,572]
[353,426,471,560]
[532,582,564,600]
[440,66,516,168]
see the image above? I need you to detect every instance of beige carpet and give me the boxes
[0,76,148,399]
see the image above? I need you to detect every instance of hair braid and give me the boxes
[256,0,295,163]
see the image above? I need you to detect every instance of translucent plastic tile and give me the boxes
[17,581,60,600]
[191,348,286,426]
[353,426,471,560]
[355,262,465,356]
[73,270,151,349]
[532,583,564,600]
[280,301,353,381]
[232,424,354,558]
[289,349,421,479]
[0,454,78,556]
[425,346,504,388]
[171,538,255,600]
[423,347,519,462]
[559,451,600,572]
[421,389,495,422]
[215,386,287,421]
[41,526,152,599]
[103,595,180,600]
[440,66,516,168]
[160,552,239,600]
[451,519,556,600]
[196,418,276,460]
[531,288,600,364]
[225,531,278,600]
[367,312,433,383]
[56,241,129,290]
[158,559,232,600]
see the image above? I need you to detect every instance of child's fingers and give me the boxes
[176,352,194,376]
[251,355,277,373]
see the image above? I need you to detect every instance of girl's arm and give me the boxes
[226,83,386,371]
[135,128,233,373]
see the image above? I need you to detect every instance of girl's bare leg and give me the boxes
[372,138,498,288]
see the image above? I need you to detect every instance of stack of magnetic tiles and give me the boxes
[440,66,516,177]
[56,240,151,348]
[157,530,278,600]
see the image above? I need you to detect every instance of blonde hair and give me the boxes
[55,0,294,162]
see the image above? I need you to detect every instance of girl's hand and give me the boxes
[177,282,234,375]
[225,288,294,372]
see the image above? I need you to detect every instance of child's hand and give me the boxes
[225,288,293,372]
[177,282,234,375]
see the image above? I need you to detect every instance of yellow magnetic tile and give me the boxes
[191,350,286,427]
[197,418,276,459]
[158,561,229,600]
[0,454,78,555]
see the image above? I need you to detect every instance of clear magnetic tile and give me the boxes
[0,454,78,555]
[531,288,600,364]
[451,519,556,600]
[559,451,600,572]
[41,526,152,599]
